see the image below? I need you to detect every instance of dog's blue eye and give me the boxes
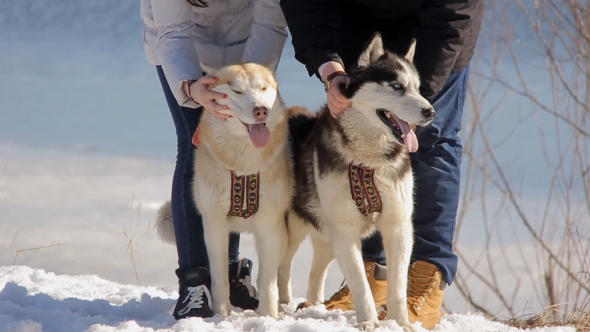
[391,83,403,91]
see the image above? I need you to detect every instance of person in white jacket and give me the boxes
[141,0,287,319]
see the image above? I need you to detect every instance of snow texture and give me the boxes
[0,266,576,332]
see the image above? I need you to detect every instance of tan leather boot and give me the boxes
[296,262,387,313]
[407,261,444,329]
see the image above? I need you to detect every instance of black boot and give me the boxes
[228,258,259,310]
[173,267,214,320]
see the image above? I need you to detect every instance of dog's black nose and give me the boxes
[421,107,435,119]
[253,106,268,121]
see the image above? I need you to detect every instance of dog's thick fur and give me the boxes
[156,63,293,319]
[278,32,435,332]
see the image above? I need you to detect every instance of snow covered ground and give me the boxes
[0,266,575,332]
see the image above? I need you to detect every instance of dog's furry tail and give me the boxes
[156,201,176,246]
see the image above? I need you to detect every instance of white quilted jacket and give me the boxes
[141,0,287,108]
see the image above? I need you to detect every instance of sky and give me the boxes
[0,0,587,331]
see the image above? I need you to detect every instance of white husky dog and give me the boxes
[156,62,293,319]
[279,32,435,332]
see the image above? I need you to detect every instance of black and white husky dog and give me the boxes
[279,32,435,332]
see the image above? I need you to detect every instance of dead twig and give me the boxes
[123,196,143,286]
[12,243,64,266]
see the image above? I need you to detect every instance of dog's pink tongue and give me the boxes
[248,123,270,148]
[404,129,418,153]
[397,120,419,153]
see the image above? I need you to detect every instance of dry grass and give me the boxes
[122,195,152,286]
[501,307,590,331]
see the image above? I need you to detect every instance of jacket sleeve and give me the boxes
[412,0,481,100]
[152,0,202,108]
[280,0,343,80]
[241,0,288,71]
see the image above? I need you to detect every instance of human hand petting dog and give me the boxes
[322,61,352,118]
[184,76,232,120]
[327,75,352,117]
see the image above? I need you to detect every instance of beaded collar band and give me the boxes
[228,172,260,219]
[349,164,382,216]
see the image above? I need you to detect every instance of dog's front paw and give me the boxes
[278,285,292,305]
[279,294,293,305]
[278,301,287,314]
[354,321,382,331]
[257,302,279,319]
[214,301,231,317]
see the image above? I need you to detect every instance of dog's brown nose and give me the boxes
[253,106,268,121]
[421,107,435,119]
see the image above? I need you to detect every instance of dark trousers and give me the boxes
[156,66,240,270]
[339,1,469,285]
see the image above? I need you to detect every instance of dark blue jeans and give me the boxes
[156,66,240,270]
[362,63,470,285]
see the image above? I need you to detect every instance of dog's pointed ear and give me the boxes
[404,38,417,63]
[357,32,385,68]
[200,62,216,75]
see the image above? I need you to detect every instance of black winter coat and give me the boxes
[280,0,485,100]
